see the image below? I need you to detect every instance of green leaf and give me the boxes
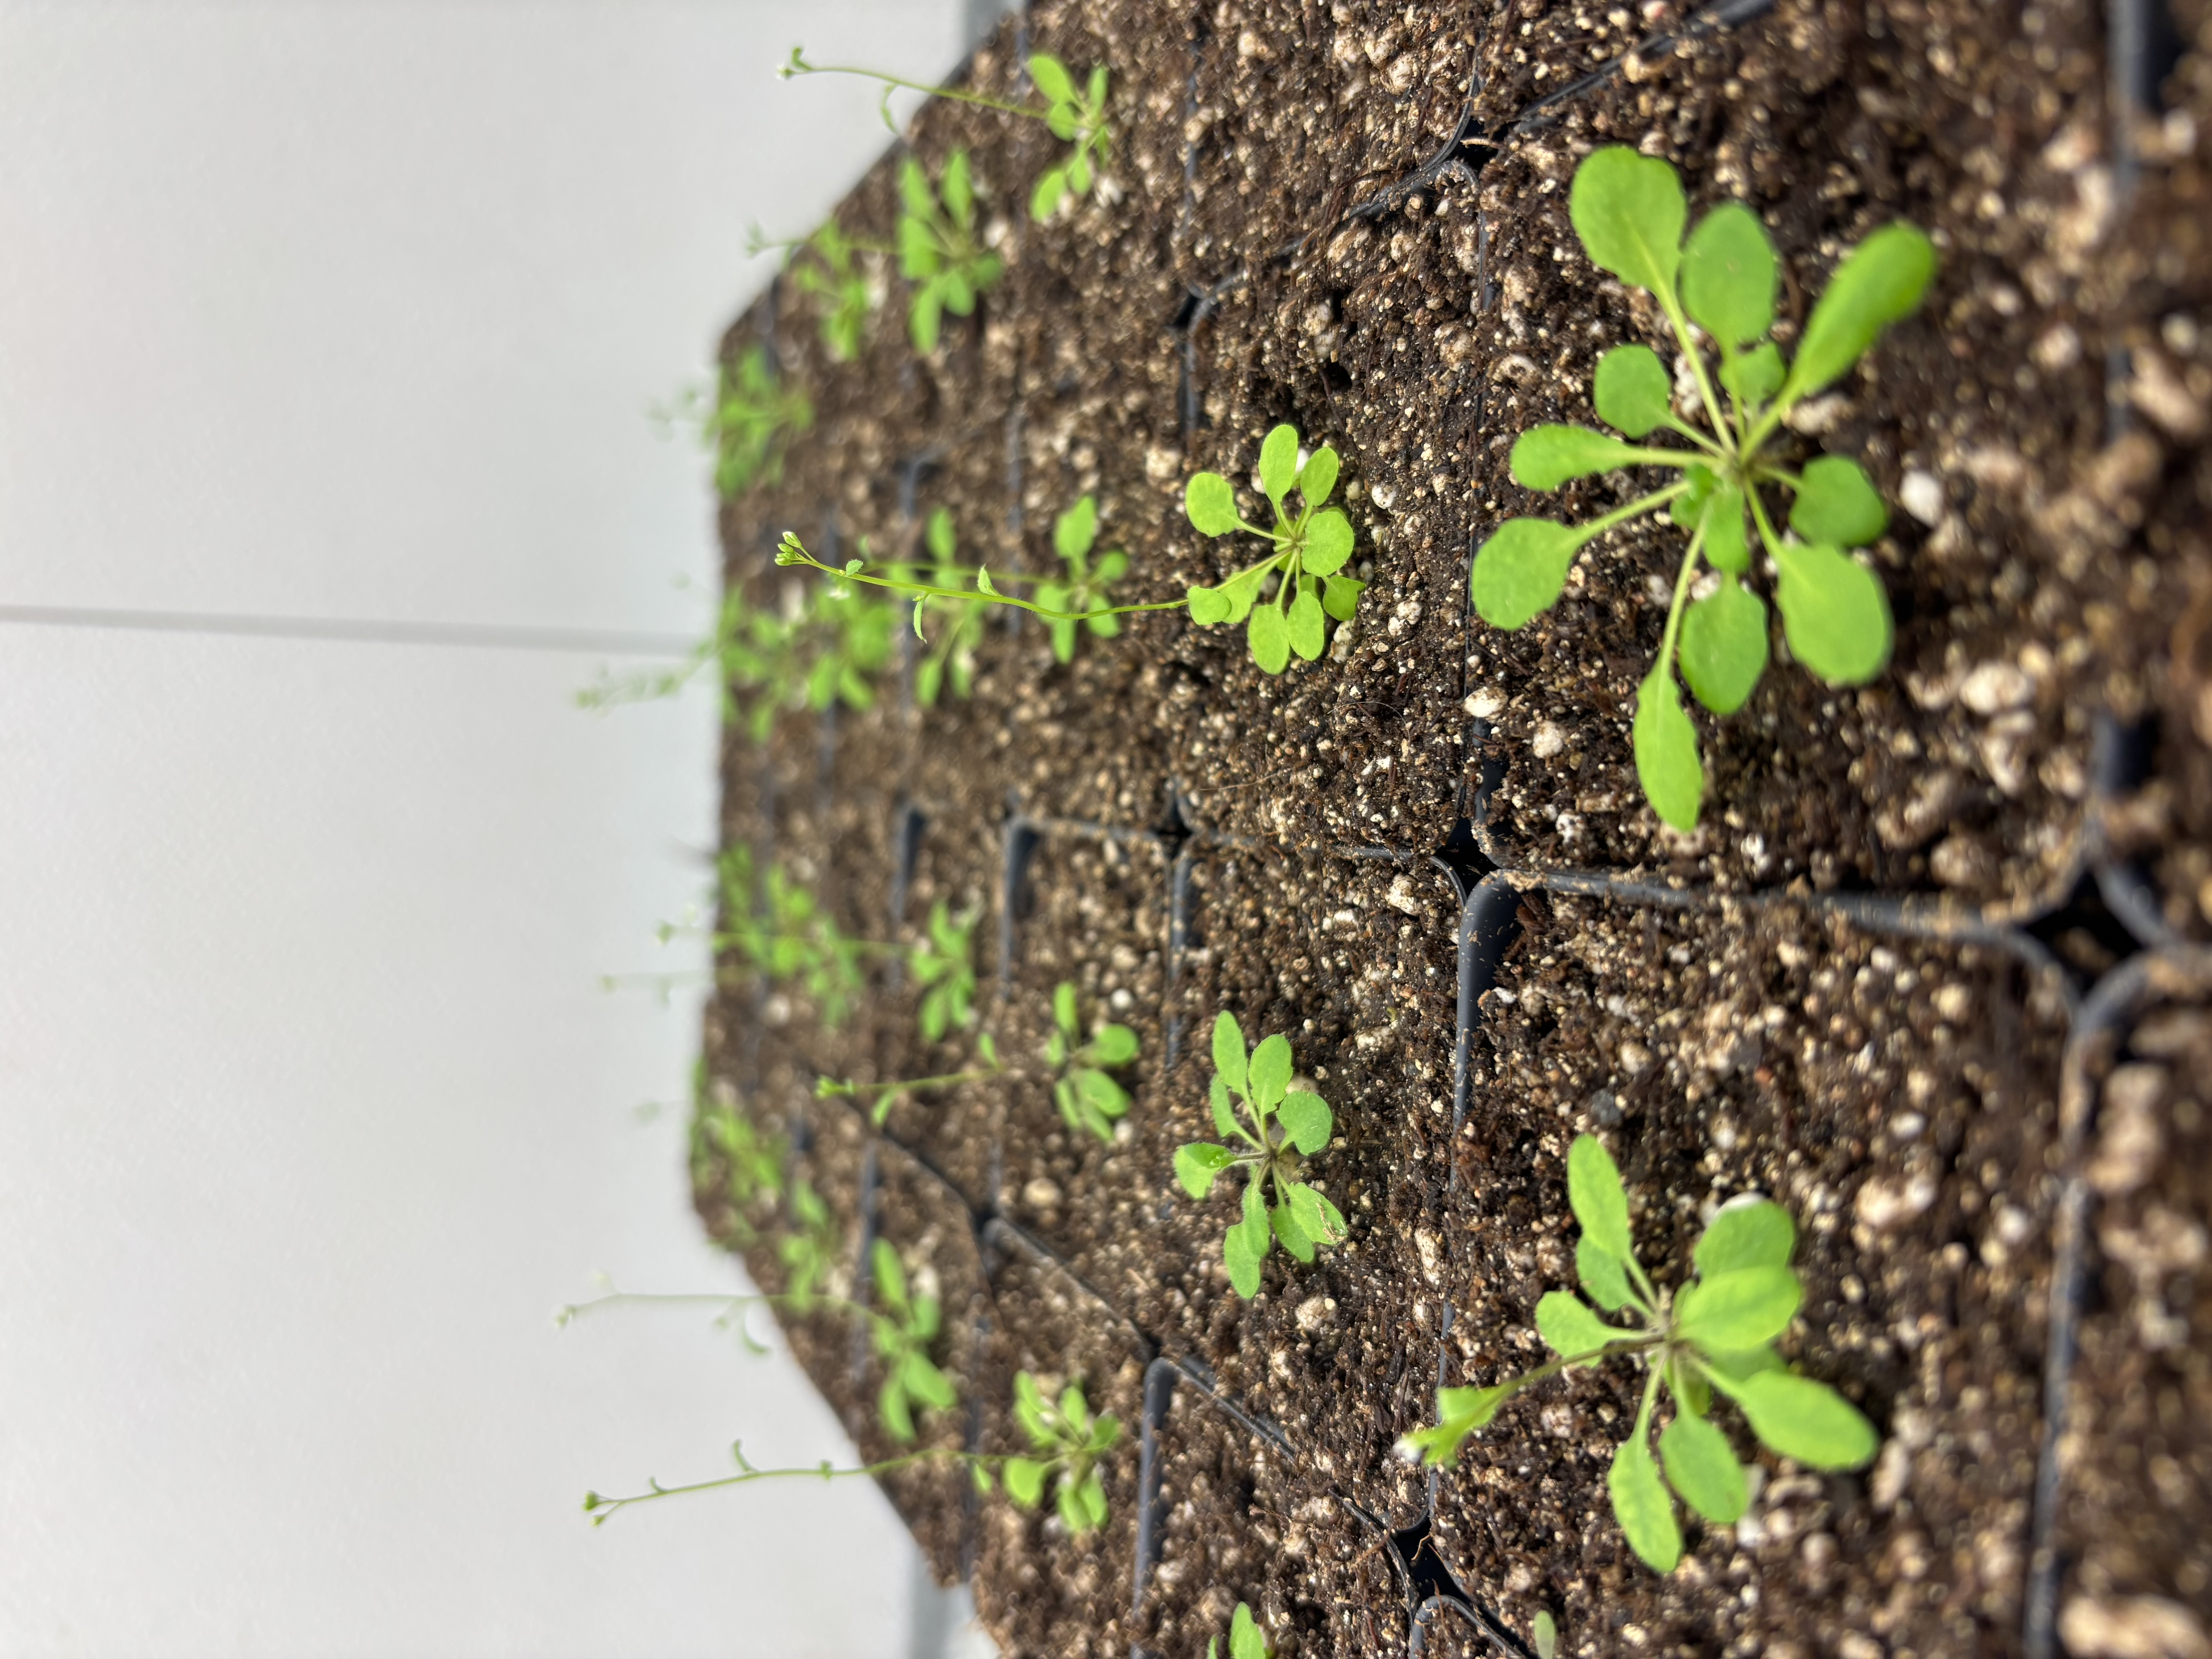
[1681,201,1778,349]
[1054,495,1097,560]
[1232,1602,1270,1659]
[1258,424,1299,505]
[898,157,934,219]
[1790,456,1887,546]
[1700,1345,1784,1384]
[1270,1196,1316,1261]
[1248,1032,1293,1109]
[1726,1371,1879,1470]
[1047,105,1080,142]
[1593,344,1674,438]
[1577,1238,1637,1312]
[1026,53,1074,103]
[1781,222,1937,404]
[1300,446,1340,506]
[1536,1290,1628,1360]
[871,1238,906,1308]
[1569,146,1686,297]
[1511,424,1639,490]
[1321,574,1364,622]
[1276,1091,1333,1154]
[1089,1024,1139,1066]
[1403,1383,1517,1465]
[1772,541,1891,684]
[1608,1430,1683,1571]
[1471,518,1578,630]
[1211,1010,1249,1100]
[879,1376,917,1442]
[1659,1408,1748,1523]
[1187,584,1231,625]
[1248,604,1290,674]
[1566,1135,1635,1263]
[1302,508,1354,575]
[1701,481,1748,575]
[1283,1180,1345,1247]
[1077,1468,1108,1531]
[926,506,956,561]
[1671,463,1716,531]
[1224,1211,1266,1298]
[910,288,943,353]
[1723,342,1783,405]
[1694,1198,1796,1278]
[1175,1142,1235,1199]
[1633,666,1702,831]
[1074,1068,1128,1123]
[1186,473,1240,536]
[941,150,973,226]
[1053,981,1080,1038]
[1287,587,1326,659]
[1209,1073,1240,1139]
[1677,575,1769,716]
[1674,1265,1802,1349]
[1004,1455,1047,1507]
[941,268,975,315]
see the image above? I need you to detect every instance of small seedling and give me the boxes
[716,844,879,1028]
[867,1239,958,1443]
[1173,1012,1345,1297]
[774,219,882,363]
[909,900,979,1041]
[781,48,1114,223]
[909,508,987,706]
[1033,496,1130,664]
[694,345,813,500]
[1532,1611,1559,1659]
[1207,1604,1272,1659]
[1045,981,1139,1141]
[815,1032,1004,1128]
[1184,424,1365,674]
[985,1372,1121,1534]
[1469,147,1935,831]
[1398,1135,1879,1572]
[896,150,1003,352]
[777,1178,838,1308]
[692,1067,785,1241]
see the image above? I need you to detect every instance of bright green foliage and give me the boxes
[705,345,813,499]
[776,1177,838,1308]
[899,151,1003,352]
[910,508,987,706]
[787,220,879,362]
[1183,424,1366,673]
[1173,1012,1345,1297]
[1033,496,1130,664]
[1045,981,1140,1141]
[1024,56,1114,221]
[984,1371,1121,1534]
[716,845,872,1027]
[909,900,978,1042]
[1469,146,1936,830]
[1207,1604,1273,1659]
[1533,1611,1559,1659]
[692,1065,785,1242]
[868,1240,958,1443]
[1400,1134,1880,1573]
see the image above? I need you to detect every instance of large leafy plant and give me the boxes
[1469,147,1935,830]
[1184,424,1365,673]
[898,150,1003,352]
[1033,495,1130,664]
[1045,981,1139,1141]
[1400,1135,1879,1572]
[1173,1013,1345,1297]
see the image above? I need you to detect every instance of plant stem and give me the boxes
[1567,482,1691,550]
[557,1288,870,1329]
[1743,484,1790,562]
[782,55,1044,123]
[780,537,1185,625]
[1653,515,1711,682]
[1653,287,1736,453]
[585,1443,1007,1525]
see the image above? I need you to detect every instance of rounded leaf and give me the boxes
[1594,344,1674,438]
[1211,1010,1249,1100]
[1723,341,1783,406]
[1029,168,1067,222]
[1569,146,1686,296]
[1694,1197,1796,1278]
[1701,481,1749,575]
[1209,1072,1240,1139]
[1772,541,1892,684]
[1003,1455,1047,1508]
[1074,1068,1129,1123]
[1730,1371,1880,1470]
[1025,53,1075,104]
[1270,1197,1316,1261]
[1185,472,1240,536]
[909,289,943,353]
[1175,1142,1235,1199]
[1054,494,1098,560]
[1471,518,1578,630]
[1284,1180,1345,1247]
[1566,1135,1634,1262]
[941,151,973,224]
[1088,1023,1139,1066]
[1248,1032,1293,1109]
[1681,201,1778,349]
[1790,456,1887,547]
[1258,424,1300,504]
[1299,445,1340,506]
[1658,1409,1748,1523]
[1187,584,1231,625]
[1511,424,1637,490]
[1782,222,1937,403]
[1677,575,1769,716]
[1302,508,1354,575]
[1287,588,1326,660]
[1675,1265,1802,1349]
[1535,1290,1626,1360]
[1633,666,1703,831]
[1247,604,1291,674]
[1577,1237,1637,1312]
[1276,1090,1333,1154]
[1223,1214,1266,1298]
[1053,980,1080,1037]
[1607,1431,1683,1572]
[1321,573,1364,622]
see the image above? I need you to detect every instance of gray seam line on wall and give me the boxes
[0,603,695,656]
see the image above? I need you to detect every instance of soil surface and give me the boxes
[675,0,2212,1654]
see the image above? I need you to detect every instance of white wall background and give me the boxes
[0,4,1003,1655]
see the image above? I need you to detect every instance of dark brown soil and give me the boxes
[678,0,2212,1654]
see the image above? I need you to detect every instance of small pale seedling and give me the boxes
[1045,981,1140,1141]
[1398,1135,1879,1572]
[1173,1012,1345,1297]
[716,844,876,1028]
[910,900,979,1042]
[910,507,986,706]
[1032,495,1130,664]
[1470,147,1936,830]
[816,1032,1005,1128]
[783,219,881,363]
[777,1178,838,1308]
[693,1068,785,1241]
[1207,1604,1272,1659]
[701,345,813,500]
[987,1371,1121,1534]
[868,1239,958,1443]
[1184,424,1365,674]
[898,151,1003,353]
